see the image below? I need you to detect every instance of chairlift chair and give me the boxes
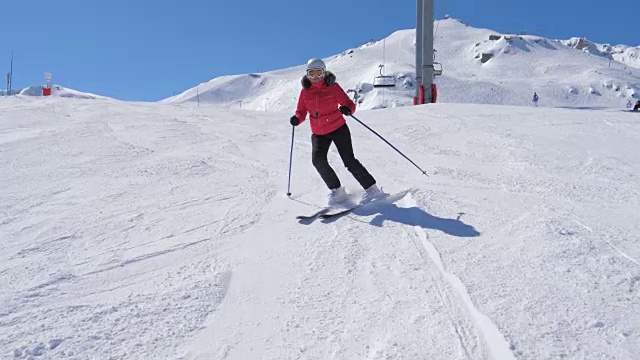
[373,64,396,88]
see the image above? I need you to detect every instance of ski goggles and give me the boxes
[306,68,324,79]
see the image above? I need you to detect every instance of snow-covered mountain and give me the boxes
[560,37,640,69]
[162,18,640,111]
[1,85,110,100]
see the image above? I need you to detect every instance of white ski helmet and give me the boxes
[306,58,326,72]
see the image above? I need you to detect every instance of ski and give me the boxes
[318,207,356,219]
[297,190,412,221]
[319,190,409,219]
[296,207,330,220]
[318,199,384,219]
[296,203,356,220]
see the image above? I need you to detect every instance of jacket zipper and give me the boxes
[314,87,324,134]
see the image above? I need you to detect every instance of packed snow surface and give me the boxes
[1,96,639,359]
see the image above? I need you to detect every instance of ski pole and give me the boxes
[286,126,295,196]
[349,114,429,176]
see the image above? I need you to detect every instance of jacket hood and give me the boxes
[301,71,336,89]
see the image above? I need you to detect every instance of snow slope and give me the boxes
[162,18,640,111]
[1,96,639,359]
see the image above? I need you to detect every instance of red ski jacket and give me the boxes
[295,72,356,135]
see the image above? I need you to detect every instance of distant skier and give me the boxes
[532,92,539,106]
[289,58,383,206]
[627,100,633,109]
[634,100,640,112]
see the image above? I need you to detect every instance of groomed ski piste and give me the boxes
[1,96,639,359]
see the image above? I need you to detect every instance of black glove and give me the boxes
[290,116,300,126]
[339,106,352,116]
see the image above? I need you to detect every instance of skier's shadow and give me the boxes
[323,202,481,238]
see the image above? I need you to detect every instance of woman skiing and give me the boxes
[289,58,383,206]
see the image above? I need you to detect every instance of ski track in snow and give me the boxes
[402,194,515,360]
[573,219,640,267]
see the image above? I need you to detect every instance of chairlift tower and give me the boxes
[415,0,439,104]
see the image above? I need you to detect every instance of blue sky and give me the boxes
[2,0,637,101]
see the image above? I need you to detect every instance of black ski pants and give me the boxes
[311,124,376,190]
